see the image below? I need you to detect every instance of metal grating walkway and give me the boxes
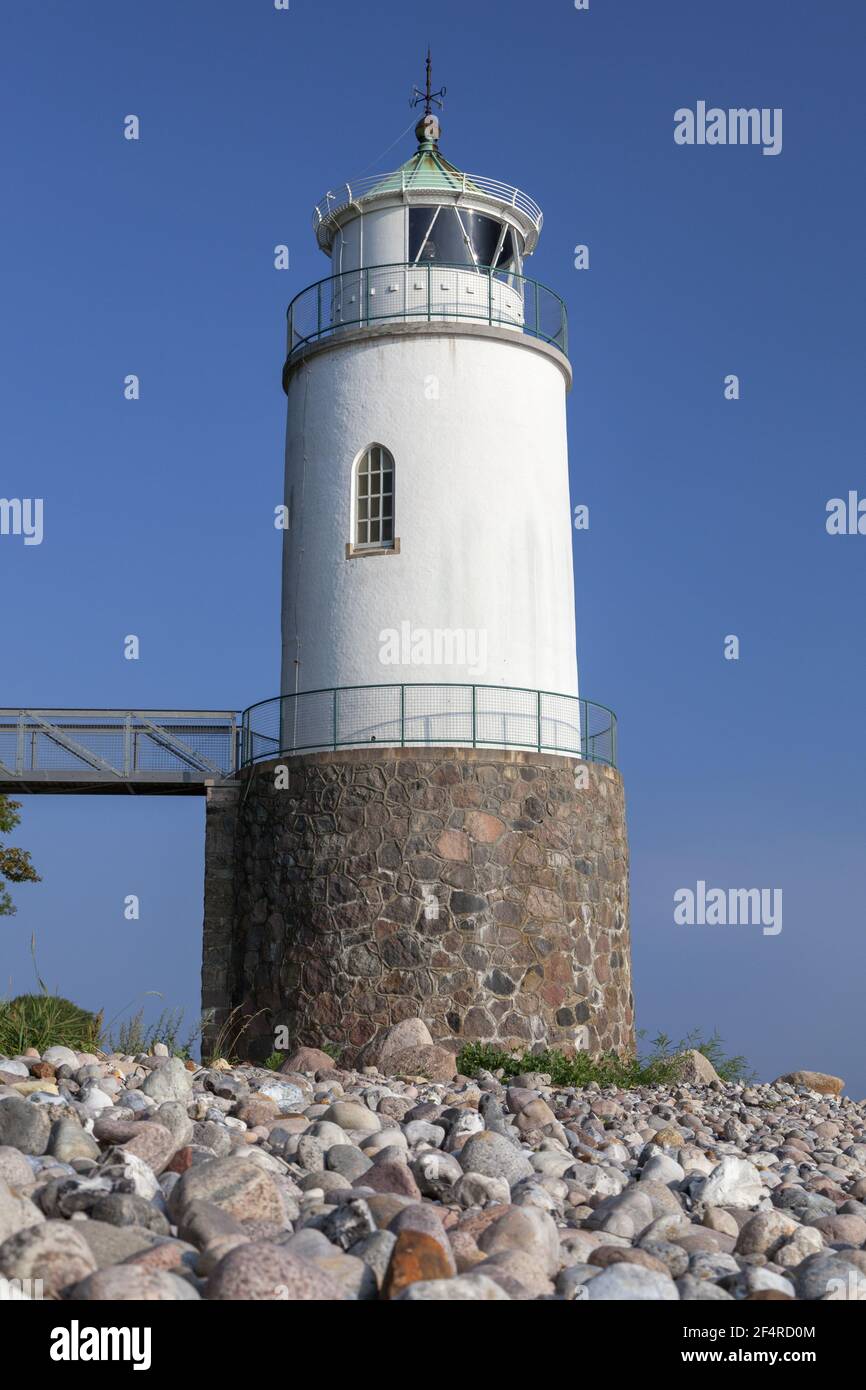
[0,710,240,794]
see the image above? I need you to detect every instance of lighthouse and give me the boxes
[278,77,579,741]
[203,70,633,1064]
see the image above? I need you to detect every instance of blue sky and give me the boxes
[1,1,864,1087]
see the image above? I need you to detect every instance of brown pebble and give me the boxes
[165,1145,195,1174]
[382,1229,456,1299]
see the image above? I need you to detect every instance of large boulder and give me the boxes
[673,1049,721,1085]
[387,1045,457,1083]
[42,1046,79,1069]
[206,1242,344,1300]
[71,1267,200,1300]
[701,1157,763,1209]
[168,1155,287,1226]
[359,1019,434,1071]
[457,1132,534,1186]
[140,1057,193,1104]
[0,1097,52,1155]
[773,1070,844,1096]
[279,1047,337,1075]
[0,1220,96,1297]
[396,1273,510,1301]
[0,1178,44,1245]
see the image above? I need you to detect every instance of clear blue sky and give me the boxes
[2,1,864,1088]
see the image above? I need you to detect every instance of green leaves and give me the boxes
[0,794,40,917]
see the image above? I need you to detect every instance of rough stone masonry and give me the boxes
[201,747,633,1064]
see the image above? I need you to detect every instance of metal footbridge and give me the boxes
[0,690,617,794]
[0,710,240,794]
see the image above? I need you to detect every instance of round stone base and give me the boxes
[219,746,633,1063]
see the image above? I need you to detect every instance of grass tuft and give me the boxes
[0,993,102,1055]
[102,1006,202,1060]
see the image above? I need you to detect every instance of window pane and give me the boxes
[410,206,519,267]
[495,227,516,268]
[409,206,473,266]
[355,445,395,548]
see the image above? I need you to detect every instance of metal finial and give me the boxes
[411,46,446,116]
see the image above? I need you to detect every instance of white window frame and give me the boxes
[350,444,397,556]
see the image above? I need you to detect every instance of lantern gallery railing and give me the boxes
[285,262,568,367]
[241,686,617,769]
[312,172,544,246]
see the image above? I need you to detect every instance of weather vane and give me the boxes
[411,47,446,115]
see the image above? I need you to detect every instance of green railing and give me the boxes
[241,685,616,768]
[285,262,568,366]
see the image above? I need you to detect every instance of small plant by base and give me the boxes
[456,1030,754,1089]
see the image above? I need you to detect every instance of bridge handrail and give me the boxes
[0,709,241,782]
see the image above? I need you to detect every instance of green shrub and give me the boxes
[0,993,102,1055]
[456,1029,754,1089]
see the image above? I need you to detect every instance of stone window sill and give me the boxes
[345,539,401,559]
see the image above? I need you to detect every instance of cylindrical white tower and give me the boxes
[278,110,581,754]
[207,96,632,1066]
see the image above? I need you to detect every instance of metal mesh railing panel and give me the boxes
[290,690,338,752]
[474,685,537,748]
[240,687,617,769]
[287,263,566,362]
[0,712,239,781]
[581,698,616,767]
[403,685,473,744]
[336,685,402,746]
[541,692,582,756]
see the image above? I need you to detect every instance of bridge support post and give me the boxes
[201,779,241,1059]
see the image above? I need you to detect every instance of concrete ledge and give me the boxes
[247,745,615,777]
[282,320,573,392]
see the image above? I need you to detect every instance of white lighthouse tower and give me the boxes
[204,67,631,1066]
[277,67,581,754]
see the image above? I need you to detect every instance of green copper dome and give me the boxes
[364,143,486,200]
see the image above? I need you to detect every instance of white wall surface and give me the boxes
[280,331,578,709]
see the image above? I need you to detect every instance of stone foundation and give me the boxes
[201,747,632,1064]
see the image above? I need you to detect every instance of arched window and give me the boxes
[355,445,394,549]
